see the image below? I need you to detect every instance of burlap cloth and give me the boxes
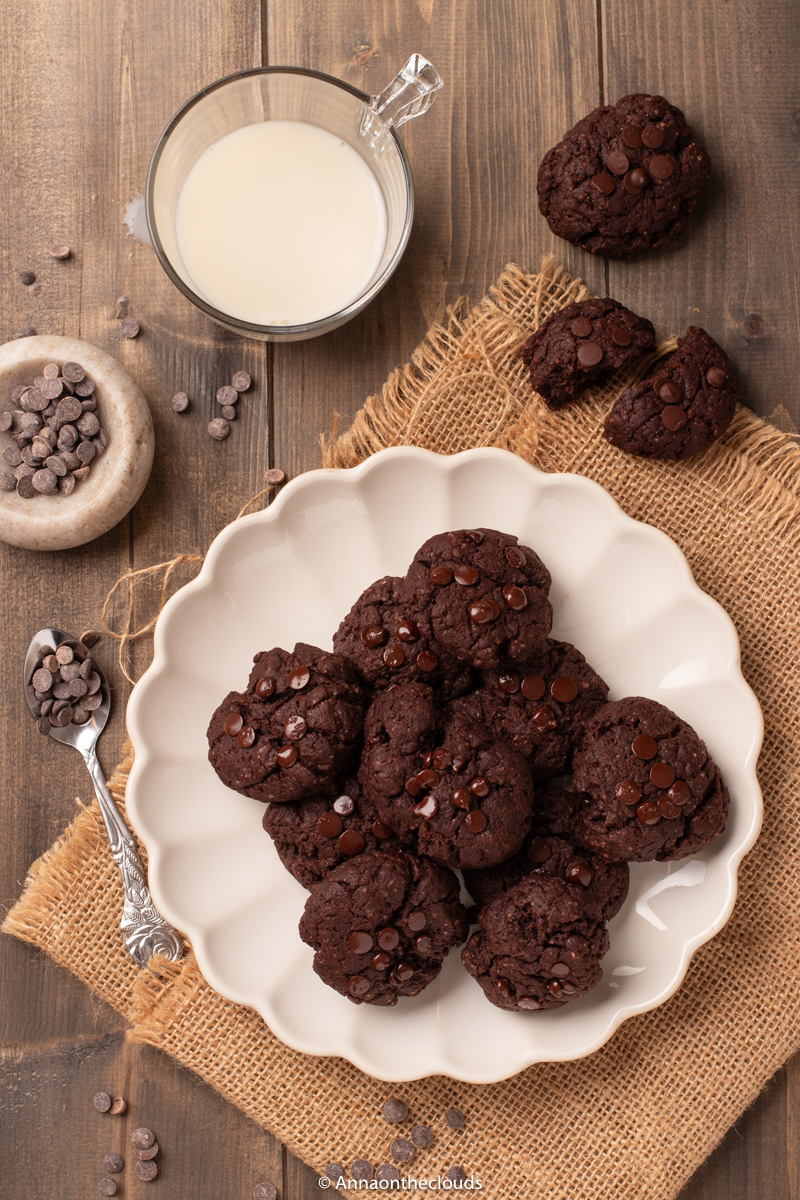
[6,259,800,1199]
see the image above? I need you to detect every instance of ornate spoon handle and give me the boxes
[82,746,183,967]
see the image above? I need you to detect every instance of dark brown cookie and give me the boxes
[462,789,629,923]
[262,775,401,889]
[298,850,469,1006]
[448,639,609,784]
[537,93,712,259]
[461,874,609,1011]
[207,643,366,803]
[571,696,730,861]
[333,575,473,698]
[603,327,738,459]
[405,529,552,669]
[520,297,656,410]
[359,685,534,870]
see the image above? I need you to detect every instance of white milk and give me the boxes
[175,121,387,326]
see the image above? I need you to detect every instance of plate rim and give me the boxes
[126,445,764,1082]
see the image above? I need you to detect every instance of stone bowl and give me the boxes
[0,335,154,551]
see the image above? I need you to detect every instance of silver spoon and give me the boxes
[24,627,183,968]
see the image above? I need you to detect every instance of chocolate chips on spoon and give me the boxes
[0,362,109,498]
[29,635,105,732]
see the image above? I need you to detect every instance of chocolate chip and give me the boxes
[383,645,405,667]
[411,1125,433,1148]
[658,795,682,819]
[502,584,528,611]
[224,711,243,736]
[528,837,551,863]
[16,327,36,338]
[668,780,691,805]
[445,1107,465,1129]
[390,961,414,984]
[78,412,100,437]
[57,394,83,423]
[348,931,373,955]
[32,667,53,692]
[622,124,643,149]
[521,673,545,701]
[390,1138,414,1163]
[414,934,433,953]
[334,793,355,815]
[570,317,593,337]
[577,341,603,367]
[659,380,684,404]
[62,362,85,383]
[326,1163,345,1182]
[706,367,727,387]
[171,391,190,412]
[253,1185,278,1200]
[371,951,391,970]
[649,155,674,180]
[430,565,453,585]
[631,734,657,760]
[79,629,100,649]
[376,1164,400,1182]
[629,167,648,189]
[465,810,487,832]
[135,1142,159,1161]
[0,469,15,492]
[468,599,496,624]
[637,800,661,825]
[348,975,369,996]
[16,474,35,497]
[615,780,642,806]
[103,1153,124,1173]
[533,705,557,731]
[412,794,438,819]
[498,669,520,694]
[416,650,438,672]
[49,244,71,260]
[237,725,255,748]
[642,123,664,149]
[518,996,540,1010]
[208,417,231,441]
[265,468,286,485]
[287,665,310,689]
[350,1160,373,1181]
[132,1127,156,1150]
[453,564,479,586]
[119,317,140,338]
[2,445,22,467]
[232,371,251,392]
[661,405,688,431]
[97,1179,118,1196]
[650,762,675,788]
[75,377,95,397]
[452,788,471,810]
[565,859,593,887]
[94,1091,112,1112]
[464,529,484,543]
[317,812,342,838]
[592,173,616,195]
[372,820,393,839]
[255,675,275,698]
[550,676,578,703]
[396,618,419,641]
[72,465,91,481]
[135,1160,158,1181]
[18,269,35,285]
[338,830,366,856]
[611,326,633,347]
[283,714,307,740]
[216,385,238,407]
[606,150,630,175]
[382,1097,408,1123]
[45,455,67,476]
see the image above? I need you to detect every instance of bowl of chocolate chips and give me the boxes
[0,335,153,550]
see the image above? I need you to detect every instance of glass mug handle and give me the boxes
[360,54,443,154]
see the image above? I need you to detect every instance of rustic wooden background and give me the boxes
[1,0,798,1196]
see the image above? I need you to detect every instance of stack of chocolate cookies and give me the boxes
[208,528,729,1012]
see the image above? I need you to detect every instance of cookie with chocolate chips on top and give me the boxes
[262,774,401,889]
[207,643,366,803]
[359,685,534,870]
[537,93,711,259]
[571,696,729,862]
[520,297,656,410]
[461,874,610,1012]
[405,528,553,670]
[462,789,629,923]
[603,327,738,459]
[448,639,609,784]
[333,574,473,698]
[298,850,469,1005]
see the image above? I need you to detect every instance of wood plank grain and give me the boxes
[267,0,607,481]
[600,0,800,425]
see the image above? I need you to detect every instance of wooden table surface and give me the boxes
[2,2,799,1197]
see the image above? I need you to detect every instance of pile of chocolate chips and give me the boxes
[29,631,104,733]
[0,361,109,498]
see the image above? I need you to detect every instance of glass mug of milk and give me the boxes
[146,56,442,341]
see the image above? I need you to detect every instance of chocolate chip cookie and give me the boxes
[571,696,730,861]
[333,574,473,698]
[262,775,401,889]
[448,639,609,783]
[603,327,738,459]
[520,297,656,410]
[462,789,629,923]
[537,93,712,259]
[298,850,469,1005]
[207,643,366,803]
[360,684,535,870]
[461,874,610,1011]
[406,528,553,669]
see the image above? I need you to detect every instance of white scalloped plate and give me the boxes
[126,447,762,1083]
